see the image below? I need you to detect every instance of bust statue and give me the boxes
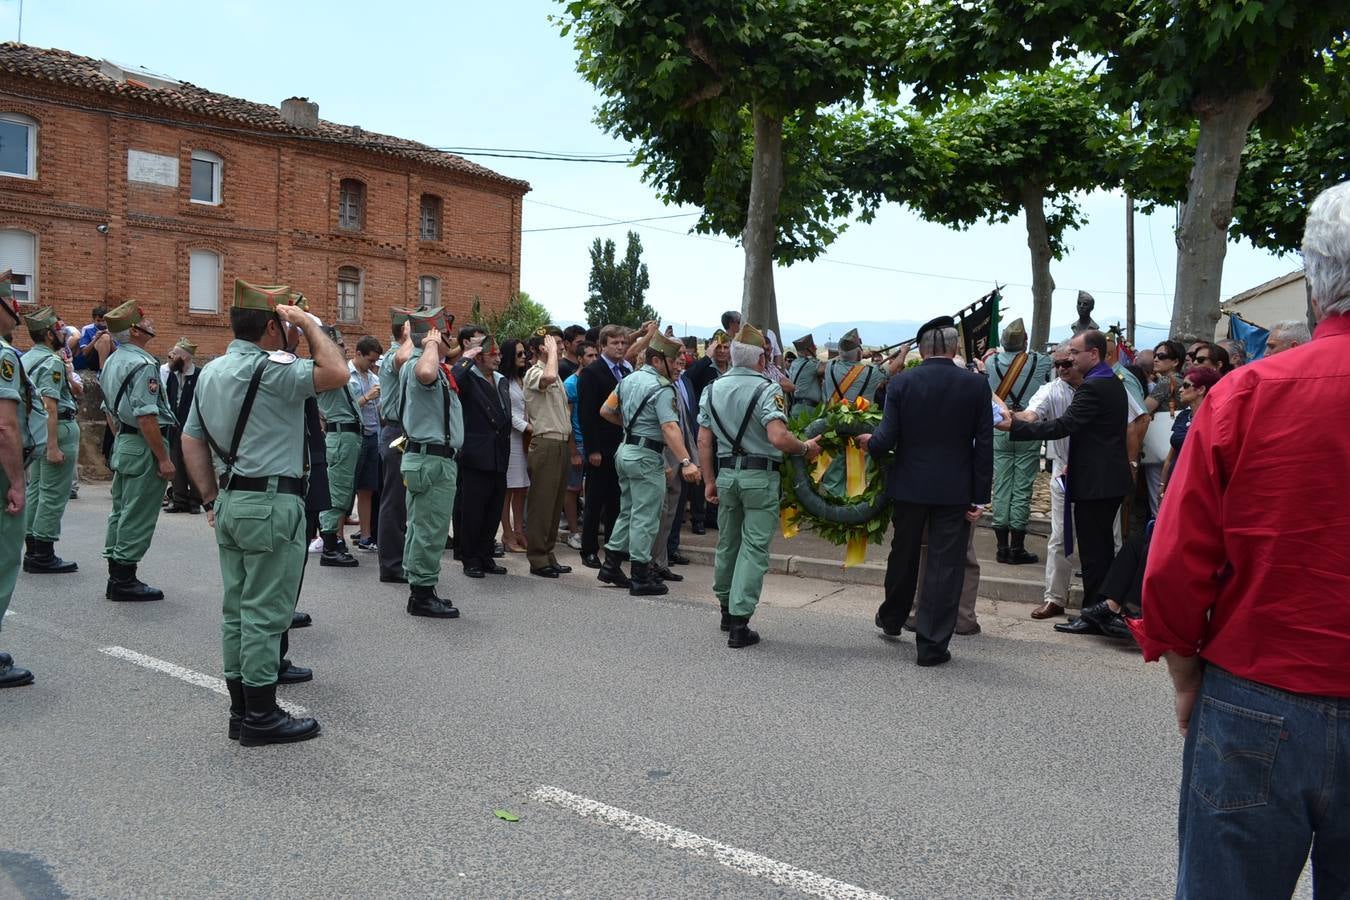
[1072,290,1099,335]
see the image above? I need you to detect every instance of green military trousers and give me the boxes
[401,451,458,587]
[215,484,306,687]
[0,466,24,626]
[991,429,1041,530]
[606,444,666,564]
[712,468,779,618]
[25,419,79,541]
[318,431,361,535]
[104,432,164,564]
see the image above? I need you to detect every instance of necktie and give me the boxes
[613,363,626,381]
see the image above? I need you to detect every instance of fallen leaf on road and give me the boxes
[493,809,520,822]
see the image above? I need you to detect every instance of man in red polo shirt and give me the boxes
[1136,181,1350,897]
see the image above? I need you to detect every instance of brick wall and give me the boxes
[0,79,526,359]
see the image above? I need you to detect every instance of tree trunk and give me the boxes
[1020,183,1055,352]
[742,104,784,337]
[1170,87,1273,342]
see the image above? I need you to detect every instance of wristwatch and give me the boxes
[679,457,693,467]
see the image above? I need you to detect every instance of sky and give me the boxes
[8,0,1302,337]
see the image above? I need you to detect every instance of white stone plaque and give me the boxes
[127,149,179,187]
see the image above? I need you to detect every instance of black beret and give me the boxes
[916,315,956,341]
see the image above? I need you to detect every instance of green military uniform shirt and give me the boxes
[22,345,76,414]
[317,380,361,425]
[377,346,403,424]
[787,356,822,409]
[183,340,316,478]
[698,368,788,460]
[0,338,33,446]
[101,343,175,428]
[823,358,884,405]
[987,350,1052,411]
[615,364,678,441]
[398,347,464,448]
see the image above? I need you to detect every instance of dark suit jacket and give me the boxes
[457,361,511,473]
[578,357,625,461]
[684,356,721,422]
[866,357,993,507]
[1010,371,1131,500]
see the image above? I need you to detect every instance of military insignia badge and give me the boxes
[0,359,12,381]
[52,370,62,384]
[671,397,679,415]
[774,393,786,411]
[147,378,159,395]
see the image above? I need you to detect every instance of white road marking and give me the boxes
[99,646,308,716]
[530,785,892,900]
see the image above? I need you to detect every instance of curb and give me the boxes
[676,546,1081,607]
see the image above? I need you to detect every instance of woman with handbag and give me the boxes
[1140,340,1186,514]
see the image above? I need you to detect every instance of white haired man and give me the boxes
[1136,181,1350,895]
[1264,319,1311,356]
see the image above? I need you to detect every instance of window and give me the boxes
[188,250,221,312]
[419,194,441,240]
[338,179,365,230]
[190,150,222,204]
[418,275,439,308]
[0,229,36,303]
[337,266,362,322]
[0,114,36,179]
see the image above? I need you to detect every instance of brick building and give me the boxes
[0,43,529,356]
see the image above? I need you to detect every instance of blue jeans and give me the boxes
[1178,665,1350,899]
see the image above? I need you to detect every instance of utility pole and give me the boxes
[1125,194,1136,346]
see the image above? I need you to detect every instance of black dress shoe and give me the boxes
[917,650,953,667]
[379,571,408,583]
[1054,616,1104,635]
[277,660,313,684]
[164,504,192,514]
[530,566,560,578]
[875,612,903,637]
[956,623,982,636]
[552,563,572,574]
[483,562,508,575]
[0,652,33,688]
[493,542,506,559]
[320,549,359,567]
[580,553,602,569]
[653,565,683,582]
[1054,600,1116,636]
[463,565,485,579]
[690,523,706,536]
[291,611,312,628]
[669,551,691,566]
[407,587,460,618]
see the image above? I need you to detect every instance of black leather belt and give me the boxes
[623,435,664,454]
[406,441,456,459]
[380,419,401,428]
[719,455,777,471]
[324,422,361,434]
[219,474,306,496]
[57,410,77,421]
[120,423,170,436]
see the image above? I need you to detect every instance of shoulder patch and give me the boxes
[268,350,297,365]
[147,377,159,395]
[52,369,62,384]
[0,358,11,381]
[774,393,786,411]
[671,396,679,415]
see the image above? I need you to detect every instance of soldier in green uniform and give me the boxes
[20,306,81,574]
[376,306,415,582]
[986,318,1051,564]
[819,328,887,497]
[397,307,479,617]
[597,329,701,596]
[181,279,348,746]
[99,299,175,601]
[315,325,361,568]
[787,333,823,415]
[698,324,822,648]
[0,277,36,687]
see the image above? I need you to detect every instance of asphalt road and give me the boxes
[3,483,1191,899]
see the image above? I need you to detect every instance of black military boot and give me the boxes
[277,659,314,684]
[0,652,34,688]
[597,549,632,588]
[319,531,358,568]
[239,683,321,747]
[407,584,460,618]
[994,527,1010,564]
[1007,530,1039,565]
[719,604,732,632]
[727,615,760,649]
[628,561,669,597]
[106,561,164,601]
[225,677,245,740]
[23,539,78,574]
[652,563,683,582]
[22,536,33,559]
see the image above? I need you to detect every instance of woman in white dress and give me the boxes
[499,339,531,552]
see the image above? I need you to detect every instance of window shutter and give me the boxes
[189,250,220,312]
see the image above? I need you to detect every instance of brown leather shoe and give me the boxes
[1031,601,1066,620]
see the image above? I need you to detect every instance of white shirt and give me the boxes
[1025,377,1145,463]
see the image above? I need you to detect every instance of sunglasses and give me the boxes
[1193,356,1210,364]
[1181,381,1196,389]
[1154,353,1174,361]
[1053,360,1073,369]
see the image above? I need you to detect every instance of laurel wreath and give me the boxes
[780,399,894,549]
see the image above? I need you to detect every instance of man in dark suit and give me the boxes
[860,316,993,667]
[999,329,1131,614]
[162,337,203,513]
[452,326,511,578]
[576,324,631,568]
[682,329,730,532]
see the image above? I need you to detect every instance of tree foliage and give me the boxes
[585,231,655,328]
[487,291,554,342]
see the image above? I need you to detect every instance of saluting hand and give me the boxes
[424,327,442,347]
[462,345,484,361]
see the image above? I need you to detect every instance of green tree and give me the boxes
[585,231,655,328]
[900,0,1349,340]
[557,0,908,335]
[490,291,554,342]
